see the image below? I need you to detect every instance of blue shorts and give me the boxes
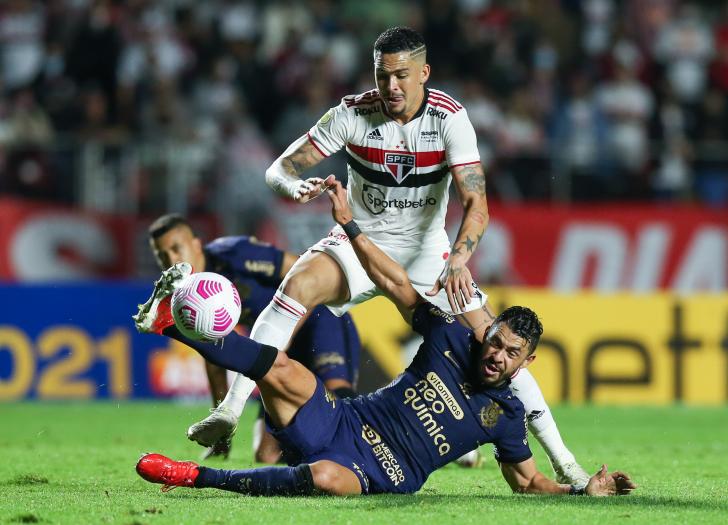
[288,308,360,386]
[267,378,417,494]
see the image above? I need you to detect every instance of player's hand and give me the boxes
[292,176,330,203]
[584,465,637,496]
[426,258,475,313]
[325,177,353,225]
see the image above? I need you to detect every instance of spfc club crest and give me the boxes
[385,152,415,184]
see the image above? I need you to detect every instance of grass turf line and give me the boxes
[1,403,726,525]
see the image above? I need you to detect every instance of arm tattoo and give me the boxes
[281,143,322,177]
[456,165,486,196]
[450,245,462,257]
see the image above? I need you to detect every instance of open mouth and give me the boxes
[482,362,501,378]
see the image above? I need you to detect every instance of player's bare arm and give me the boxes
[326,178,423,323]
[427,162,489,313]
[265,134,328,203]
[500,458,636,496]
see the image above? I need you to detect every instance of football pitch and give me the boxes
[2,403,726,525]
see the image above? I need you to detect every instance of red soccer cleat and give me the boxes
[136,453,200,492]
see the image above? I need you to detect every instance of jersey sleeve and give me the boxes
[205,236,283,286]
[492,410,533,464]
[307,100,352,157]
[443,108,480,168]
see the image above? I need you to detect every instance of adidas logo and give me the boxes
[367,129,383,140]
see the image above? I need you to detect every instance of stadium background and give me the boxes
[1,0,727,408]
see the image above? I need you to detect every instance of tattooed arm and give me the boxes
[427,162,489,312]
[265,135,328,202]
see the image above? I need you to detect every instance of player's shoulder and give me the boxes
[205,235,276,254]
[413,303,470,339]
[426,88,465,117]
[340,89,383,114]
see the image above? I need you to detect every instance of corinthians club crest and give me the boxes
[384,152,415,184]
[479,401,504,429]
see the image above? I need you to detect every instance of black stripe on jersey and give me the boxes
[346,152,449,188]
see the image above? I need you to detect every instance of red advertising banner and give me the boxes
[0,198,219,281]
[261,200,728,293]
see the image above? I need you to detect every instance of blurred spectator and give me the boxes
[653,3,713,105]
[0,0,45,90]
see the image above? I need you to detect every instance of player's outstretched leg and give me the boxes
[132,262,192,334]
[137,454,361,496]
[510,368,590,487]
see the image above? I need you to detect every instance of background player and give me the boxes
[195,26,589,485]
[147,214,360,462]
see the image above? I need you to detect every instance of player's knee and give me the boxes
[310,461,361,496]
[254,447,282,464]
[281,271,321,307]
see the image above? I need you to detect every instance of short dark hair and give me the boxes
[493,306,543,355]
[373,26,426,55]
[148,213,195,240]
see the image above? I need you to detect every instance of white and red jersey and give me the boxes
[307,88,480,244]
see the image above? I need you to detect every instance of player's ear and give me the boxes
[520,354,536,369]
[420,63,430,84]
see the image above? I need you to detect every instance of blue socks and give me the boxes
[163,326,278,380]
[195,464,315,496]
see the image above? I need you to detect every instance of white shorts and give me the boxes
[310,225,488,317]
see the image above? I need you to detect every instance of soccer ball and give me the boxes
[171,272,241,341]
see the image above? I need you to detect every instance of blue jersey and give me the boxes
[204,236,360,384]
[270,302,531,494]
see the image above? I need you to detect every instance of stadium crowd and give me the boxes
[1,0,727,224]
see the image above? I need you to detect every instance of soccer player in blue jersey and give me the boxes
[145,214,360,461]
[134,189,635,497]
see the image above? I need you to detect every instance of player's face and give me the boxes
[374,51,430,120]
[150,225,205,272]
[477,323,535,387]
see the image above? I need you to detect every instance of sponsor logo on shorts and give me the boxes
[361,424,405,486]
[244,260,276,277]
[361,184,437,215]
[314,353,346,370]
[324,388,336,408]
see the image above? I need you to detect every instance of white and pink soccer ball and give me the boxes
[171,272,241,341]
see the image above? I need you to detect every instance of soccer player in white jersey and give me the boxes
[190,26,589,486]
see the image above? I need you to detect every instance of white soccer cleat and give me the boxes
[133,262,193,334]
[187,405,238,448]
[553,461,591,488]
[455,449,483,468]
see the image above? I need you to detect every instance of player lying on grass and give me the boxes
[142,214,361,462]
[133,183,636,497]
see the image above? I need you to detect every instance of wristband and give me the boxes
[342,220,361,240]
[569,485,585,495]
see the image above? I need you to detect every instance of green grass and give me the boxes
[1,403,726,525]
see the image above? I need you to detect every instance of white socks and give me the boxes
[219,290,307,418]
[509,368,577,468]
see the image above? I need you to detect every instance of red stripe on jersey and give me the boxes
[428,100,459,114]
[428,94,460,112]
[307,132,329,158]
[429,90,463,109]
[449,160,481,168]
[347,142,446,167]
[345,90,381,107]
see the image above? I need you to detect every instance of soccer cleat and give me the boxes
[455,449,484,468]
[200,435,233,461]
[136,453,199,492]
[133,262,193,334]
[553,461,591,488]
[187,405,238,448]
